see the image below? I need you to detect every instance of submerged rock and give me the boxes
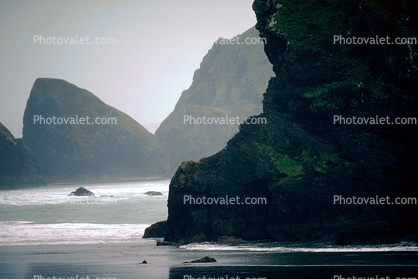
[156,241,177,246]
[145,191,163,196]
[69,187,95,196]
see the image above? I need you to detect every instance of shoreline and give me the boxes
[1,242,417,279]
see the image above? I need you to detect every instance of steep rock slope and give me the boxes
[23,78,169,183]
[164,0,418,244]
[156,27,274,173]
[0,122,45,189]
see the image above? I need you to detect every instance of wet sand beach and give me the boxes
[1,241,417,279]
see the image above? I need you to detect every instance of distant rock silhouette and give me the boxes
[145,191,163,196]
[156,27,274,173]
[23,78,169,183]
[69,187,95,196]
[0,122,45,189]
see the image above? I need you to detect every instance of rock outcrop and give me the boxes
[0,122,45,189]
[143,220,168,238]
[187,256,217,263]
[145,191,163,196]
[156,241,178,246]
[22,78,169,183]
[164,0,418,245]
[69,187,95,196]
[156,27,274,173]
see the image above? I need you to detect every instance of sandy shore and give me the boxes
[0,240,417,279]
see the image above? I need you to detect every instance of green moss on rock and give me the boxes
[271,0,358,48]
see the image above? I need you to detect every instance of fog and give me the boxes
[0,0,256,136]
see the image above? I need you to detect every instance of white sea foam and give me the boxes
[0,221,150,246]
[0,181,170,246]
[0,181,169,206]
[180,242,418,252]
[2,181,416,252]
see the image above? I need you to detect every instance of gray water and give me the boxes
[0,181,169,245]
[1,181,417,278]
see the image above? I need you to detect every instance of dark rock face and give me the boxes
[217,235,243,245]
[145,191,163,196]
[156,27,274,173]
[22,78,169,183]
[0,122,45,189]
[143,220,168,238]
[69,187,95,196]
[335,222,400,245]
[165,0,418,244]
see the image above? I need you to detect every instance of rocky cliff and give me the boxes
[164,0,418,244]
[156,27,274,173]
[23,78,169,183]
[0,122,45,189]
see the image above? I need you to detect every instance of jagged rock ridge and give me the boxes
[156,27,274,173]
[23,78,169,183]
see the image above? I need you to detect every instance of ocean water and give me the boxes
[1,181,418,278]
[0,180,169,246]
[1,180,418,253]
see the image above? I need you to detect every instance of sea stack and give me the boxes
[23,78,169,183]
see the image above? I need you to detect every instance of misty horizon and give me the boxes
[0,0,256,137]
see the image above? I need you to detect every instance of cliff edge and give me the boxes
[0,122,45,189]
[164,0,418,244]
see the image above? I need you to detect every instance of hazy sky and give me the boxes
[0,0,257,136]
